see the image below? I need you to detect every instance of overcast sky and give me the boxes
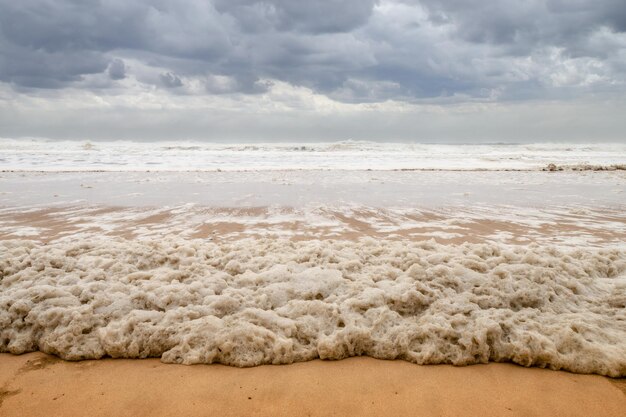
[1,0,626,142]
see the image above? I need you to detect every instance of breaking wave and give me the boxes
[2,138,626,171]
[1,238,625,376]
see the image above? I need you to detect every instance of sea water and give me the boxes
[1,138,625,171]
[1,139,625,376]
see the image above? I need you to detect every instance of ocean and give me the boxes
[1,138,626,171]
[1,139,625,376]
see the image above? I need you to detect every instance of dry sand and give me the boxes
[0,353,623,417]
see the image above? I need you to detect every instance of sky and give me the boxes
[1,0,626,142]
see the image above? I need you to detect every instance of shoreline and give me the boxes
[2,167,625,414]
[1,204,625,247]
[2,163,626,173]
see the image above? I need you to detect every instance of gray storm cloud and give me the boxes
[107,59,126,80]
[1,0,624,100]
[0,1,625,141]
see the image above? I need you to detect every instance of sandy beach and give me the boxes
[1,353,624,417]
[1,168,625,415]
[3,0,626,412]
[1,170,625,247]
[2,203,626,246]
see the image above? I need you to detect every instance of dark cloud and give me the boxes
[0,0,232,88]
[214,0,378,34]
[0,1,231,57]
[160,72,183,88]
[418,0,626,52]
[108,59,126,80]
[0,0,624,101]
[0,38,109,88]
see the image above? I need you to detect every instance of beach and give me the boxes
[1,141,625,414]
[4,0,626,413]
[1,353,624,417]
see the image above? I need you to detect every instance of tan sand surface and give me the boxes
[0,353,624,417]
[1,204,625,246]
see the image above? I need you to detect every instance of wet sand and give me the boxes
[0,353,624,417]
[1,204,625,247]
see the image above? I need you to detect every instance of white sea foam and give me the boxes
[1,138,625,171]
[1,238,625,376]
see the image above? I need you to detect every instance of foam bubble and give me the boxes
[1,238,625,376]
